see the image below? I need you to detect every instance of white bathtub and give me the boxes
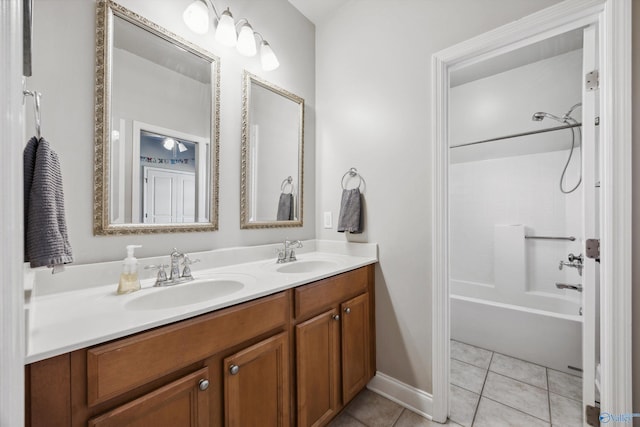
[451,294,582,374]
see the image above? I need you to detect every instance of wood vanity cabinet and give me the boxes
[223,332,289,427]
[294,266,375,427]
[25,265,375,427]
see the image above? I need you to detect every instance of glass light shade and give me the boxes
[183,1,209,35]
[260,41,279,71]
[236,23,257,56]
[177,142,188,152]
[215,9,237,47]
[163,138,176,150]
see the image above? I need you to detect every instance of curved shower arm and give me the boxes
[563,102,582,120]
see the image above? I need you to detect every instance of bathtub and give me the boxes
[451,294,582,374]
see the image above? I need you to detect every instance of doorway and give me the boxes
[445,26,595,425]
[430,0,632,423]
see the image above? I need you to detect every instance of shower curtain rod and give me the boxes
[450,122,582,149]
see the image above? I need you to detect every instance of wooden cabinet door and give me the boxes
[341,293,371,404]
[224,332,290,427]
[296,308,341,427]
[87,367,210,427]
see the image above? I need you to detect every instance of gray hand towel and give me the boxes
[277,193,294,221]
[337,188,363,233]
[24,137,73,269]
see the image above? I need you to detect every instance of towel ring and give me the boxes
[341,167,363,190]
[280,176,294,194]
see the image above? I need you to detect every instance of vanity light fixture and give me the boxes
[182,0,279,70]
[163,138,177,150]
[162,138,188,153]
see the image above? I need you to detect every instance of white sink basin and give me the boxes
[125,279,244,310]
[276,260,339,274]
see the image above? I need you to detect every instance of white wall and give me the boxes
[315,0,562,393]
[26,0,315,264]
[450,49,583,163]
[450,150,582,312]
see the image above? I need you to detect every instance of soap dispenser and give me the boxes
[117,245,142,294]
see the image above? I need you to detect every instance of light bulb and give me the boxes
[215,8,237,47]
[237,23,257,56]
[260,40,279,71]
[183,0,209,35]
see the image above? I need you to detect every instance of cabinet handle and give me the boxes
[198,379,209,391]
[332,314,340,321]
[229,364,240,375]
[344,307,351,314]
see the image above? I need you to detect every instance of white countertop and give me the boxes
[25,240,377,364]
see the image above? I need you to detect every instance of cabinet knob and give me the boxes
[229,364,240,375]
[332,314,340,321]
[344,307,351,314]
[198,379,209,391]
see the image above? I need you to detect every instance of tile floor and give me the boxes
[329,388,461,427]
[328,340,583,427]
[449,340,583,427]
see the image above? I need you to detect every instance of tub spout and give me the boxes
[555,283,582,292]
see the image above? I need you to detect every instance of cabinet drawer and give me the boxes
[295,267,368,319]
[87,291,288,406]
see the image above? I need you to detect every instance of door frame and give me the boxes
[1,0,25,425]
[430,0,632,422]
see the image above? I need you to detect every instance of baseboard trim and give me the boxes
[367,372,433,419]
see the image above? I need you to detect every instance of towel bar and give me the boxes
[525,235,576,241]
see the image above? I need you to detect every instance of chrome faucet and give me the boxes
[146,249,199,287]
[277,240,303,263]
[169,248,184,281]
[559,253,583,276]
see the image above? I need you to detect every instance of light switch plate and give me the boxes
[323,211,332,229]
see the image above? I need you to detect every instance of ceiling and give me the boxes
[451,28,584,87]
[287,0,343,25]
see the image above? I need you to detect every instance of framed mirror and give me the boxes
[94,0,220,235]
[241,72,304,229]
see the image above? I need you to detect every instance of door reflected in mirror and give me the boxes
[241,72,304,229]
[94,1,219,235]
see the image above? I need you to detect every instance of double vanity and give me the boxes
[25,241,377,427]
[24,3,371,426]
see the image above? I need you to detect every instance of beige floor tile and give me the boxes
[549,392,582,427]
[345,389,403,427]
[547,369,582,402]
[449,384,479,427]
[482,372,550,421]
[450,340,493,369]
[394,409,464,427]
[474,397,550,427]
[450,358,487,394]
[490,353,547,389]
[328,411,368,427]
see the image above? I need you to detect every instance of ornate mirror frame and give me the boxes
[93,0,220,235]
[240,71,305,229]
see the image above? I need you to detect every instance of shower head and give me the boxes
[531,111,565,123]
